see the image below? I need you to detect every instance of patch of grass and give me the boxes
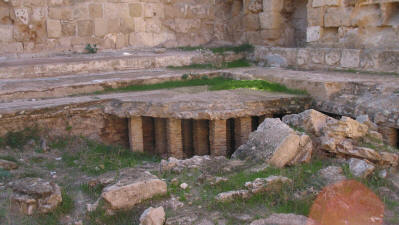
[61,139,160,175]
[0,127,40,149]
[0,168,11,182]
[330,68,399,76]
[167,59,252,70]
[81,183,104,200]
[177,43,254,54]
[93,76,306,96]
[0,155,18,163]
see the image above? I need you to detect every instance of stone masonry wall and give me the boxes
[0,0,237,56]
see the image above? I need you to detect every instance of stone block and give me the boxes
[121,17,135,33]
[145,18,162,33]
[0,7,10,23]
[244,14,260,31]
[61,22,76,36]
[94,19,107,37]
[263,0,284,12]
[0,24,13,42]
[129,117,144,153]
[77,20,94,37]
[107,18,121,33]
[312,0,340,7]
[324,7,353,27]
[340,49,360,68]
[260,29,281,40]
[0,42,23,53]
[311,49,325,64]
[104,3,129,19]
[89,4,103,18]
[307,7,324,26]
[325,49,341,65]
[46,19,62,38]
[259,12,281,29]
[129,3,143,18]
[73,4,89,20]
[14,8,29,25]
[144,3,164,18]
[48,7,72,20]
[134,17,146,32]
[307,26,322,42]
[296,48,310,66]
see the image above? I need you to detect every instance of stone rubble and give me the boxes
[139,206,166,225]
[319,166,346,184]
[348,158,375,178]
[245,176,292,194]
[9,178,62,215]
[0,159,18,170]
[250,213,309,225]
[232,118,313,168]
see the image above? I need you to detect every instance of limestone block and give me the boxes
[173,18,201,33]
[46,19,62,38]
[107,18,121,33]
[129,3,143,18]
[89,4,103,18]
[0,7,10,23]
[307,26,322,42]
[0,24,13,42]
[296,48,309,66]
[260,29,281,40]
[48,7,72,20]
[340,49,360,68]
[121,17,135,33]
[140,207,166,225]
[324,7,353,27]
[244,14,260,31]
[0,42,23,53]
[144,3,164,18]
[129,32,153,46]
[94,19,107,37]
[307,7,324,26]
[134,17,146,32]
[262,0,284,12]
[312,0,340,7]
[61,22,75,36]
[325,49,341,65]
[104,3,129,19]
[77,20,94,37]
[259,12,281,29]
[14,8,29,25]
[145,18,162,33]
[73,4,89,20]
[311,49,325,64]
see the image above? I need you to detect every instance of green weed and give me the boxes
[0,127,40,149]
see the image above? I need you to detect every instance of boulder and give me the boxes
[349,158,375,178]
[215,190,250,202]
[140,207,166,225]
[245,176,292,194]
[9,178,62,215]
[232,118,312,168]
[319,166,346,184]
[0,159,18,170]
[356,115,378,131]
[101,168,167,211]
[250,213,309,225]
[324,116,368,139]
[282,109,333,136]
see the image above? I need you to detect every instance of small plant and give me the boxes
[85,44,98,54]
[181,74,190,80]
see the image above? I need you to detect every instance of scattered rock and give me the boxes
[101,168,167,211]
[180,183,188,190]
[163,196,184,210]
[356,115,378,131]
[245,176,292,194]
[319,166,346,184]
[232,118,312,168]
[215,190,250,202]
[349,158,375,178]
[0,159,18,170]
[324,116,369,139]
[139,207,166,225]
[165,213,198,225]
[250,213,309,225]
[377,187,399,201]
[9,178,62,215]
[282,109,332,136]
[378,169,388,179]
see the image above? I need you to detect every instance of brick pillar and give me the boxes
[128,116,144,152]
[234,117,252,149]
[209,119,228,157]
[154,118,167,157]
[182,119,194,158]
[142,117,155,153]
[193,120,209,156]
[379,127,398,147]
[166,118,184,159]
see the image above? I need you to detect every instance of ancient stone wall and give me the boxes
[0,0,237,56]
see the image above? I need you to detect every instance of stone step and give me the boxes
[0,49,224,79]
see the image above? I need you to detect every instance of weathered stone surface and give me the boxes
[349,158,375,178]
[319,166,346,184]
[140,207,166,225]
[232,118,312,168]
[101,169,167,211]
[250,213,308,225]
[215,190,250,202]
[282,109,332,136]
[324,116,368,139]
[245,176,292,194]
[0,159,18,170]
[10,178,62,215]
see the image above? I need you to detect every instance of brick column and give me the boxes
[166,118,184,159]
[182,119,194,158]
[379,127,398,147]
[154,118,167,157]
[128,116,144,153]
[209,119,228,157]
[234,117,252,149]
[193,120,209,156]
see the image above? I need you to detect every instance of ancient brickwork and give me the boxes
[142,117,155,154]
[182,119,194,158]
[129,116,144,152]
[209,119,228,157]
[193,120,210,156]
[166,118,184,159]
[154,118,167,157]
[234,117,252,149]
